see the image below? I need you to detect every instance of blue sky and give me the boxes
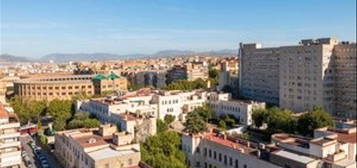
[1,0,356,58]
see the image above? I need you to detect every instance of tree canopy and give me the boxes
[297,107,334,136]
[252,106,334,137]
[183,105,214,134]
[47,99,73,131]
[10,96,47,124]
[67,113,100,129]
[164,79,206,91]
[141,131,186,168]
[10,97,85,131]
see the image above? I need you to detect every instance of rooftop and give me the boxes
[88,147,137,161]
[73,134,109,148]
[203,132,255,154]
[274,150,316,164]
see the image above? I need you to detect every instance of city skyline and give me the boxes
[1,0,356,58]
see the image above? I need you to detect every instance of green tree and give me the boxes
[165,79,207,91]
[10,96,46,124]
[209,68,219,79]
[164,115,175,124]
[195,104,214,122]
[297,107,334,136]
[252,107,296,134]
[67,113,100,129]
[218,120,227,130]
[223,116,236,128]
[141,131,186,168]
[266,107,295,134]
[208,68,219,86]
[252,108,268,128]
[183,112,207,134]
[157,119,168,133]
[47,99,73,131]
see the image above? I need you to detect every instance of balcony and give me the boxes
[0,141,20,149]
[0,132,20,139]
[0,122,20,130]
[0,152,22,167]
[0,150,21,158]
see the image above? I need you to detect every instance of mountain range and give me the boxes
[0,49,238,63]
[0,54,33,62]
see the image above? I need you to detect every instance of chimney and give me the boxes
[247,141,250,147]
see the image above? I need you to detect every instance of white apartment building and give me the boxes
[151,90,208,120]
[77,98,157,141]
[239,43,280,105]
[0,105,21,168]
[182,130,282,168]
[183,121,357,168]
[239,38,357,119]
[334,43,356,118]
[54,124,141,168]
[209,100,265,125]
[279,38,337,113]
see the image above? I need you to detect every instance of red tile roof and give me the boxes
[335,132,357,144]
[203,132,254,154]
[74,134,108,148]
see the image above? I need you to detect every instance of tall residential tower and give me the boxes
[239,38,356,119]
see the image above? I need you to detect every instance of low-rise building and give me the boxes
[182,130,282,168]
[13,73,127,101]
[209,100,265,125]
[183,126,357,168]
[272,124,357,168]
[151,90,208,120]
[54,124,142,168]
[0,104,21,168]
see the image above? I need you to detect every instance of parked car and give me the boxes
[41,160,50,168]
[21,151,27,157]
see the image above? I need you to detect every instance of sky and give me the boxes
[0,0,356,58]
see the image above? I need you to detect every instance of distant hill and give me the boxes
[0,54,32,62]
[41,53,123,62]
[2,49,238,63]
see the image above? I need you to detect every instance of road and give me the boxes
[20,135,37,168]
[20,134,63,168]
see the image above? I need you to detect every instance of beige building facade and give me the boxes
[239,38,356,118]
[54,124,141,168]
[14,73,127,101]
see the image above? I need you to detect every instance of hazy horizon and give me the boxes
[1,0,356,58]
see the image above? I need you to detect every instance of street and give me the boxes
[20,134,62,168]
